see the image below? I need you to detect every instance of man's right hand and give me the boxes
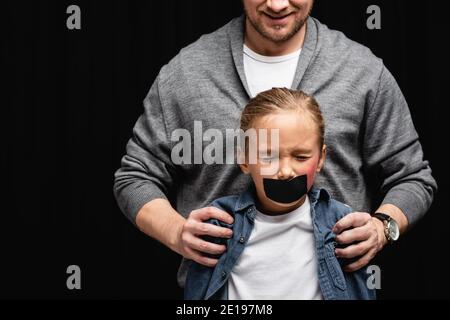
[177,207,234,267]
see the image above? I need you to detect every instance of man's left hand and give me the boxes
[332,212,387,272]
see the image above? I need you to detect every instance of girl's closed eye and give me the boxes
[294,155,310,161]
[259,155,278,163]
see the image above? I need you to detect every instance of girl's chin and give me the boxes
[270,195,306,206]
[260,197,305,215]
[273,199,300,205]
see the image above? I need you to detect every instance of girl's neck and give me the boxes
[255,194,307,216]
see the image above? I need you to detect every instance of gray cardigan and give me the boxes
[114,15,437,286]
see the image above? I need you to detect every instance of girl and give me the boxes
[184,88,375,300]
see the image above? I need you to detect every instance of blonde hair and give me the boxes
[240,87,325,148]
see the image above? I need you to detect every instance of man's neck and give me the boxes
[244,18,307,57]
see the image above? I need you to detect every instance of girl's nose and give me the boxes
[277,160,295,180]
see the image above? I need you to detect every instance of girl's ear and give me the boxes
[316,144,327,172]
[237,146,246,164]
[237,146,250,174]
[240,163,250,175]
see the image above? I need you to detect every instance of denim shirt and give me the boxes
[184,185,376,300]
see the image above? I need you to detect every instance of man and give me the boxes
[114,0,437,289]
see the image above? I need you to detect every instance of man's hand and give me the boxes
[332,212,387,272]
[177,207,234,268]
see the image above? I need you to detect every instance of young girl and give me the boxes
[184,88,375,300]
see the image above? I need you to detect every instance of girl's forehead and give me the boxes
[252,111,317,131]
[251,112,321,150]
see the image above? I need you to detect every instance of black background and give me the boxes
[1,0,449,299]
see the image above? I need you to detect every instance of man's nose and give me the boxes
[266,0,290,13]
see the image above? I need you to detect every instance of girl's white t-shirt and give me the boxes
[227,196,323,300]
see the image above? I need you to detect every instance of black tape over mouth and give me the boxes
[263,174,307,204]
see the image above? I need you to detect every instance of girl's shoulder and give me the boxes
[209,195,241,216]
[310,186,354,221]
[328,198,354,218]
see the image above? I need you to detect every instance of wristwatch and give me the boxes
[372,212,400,243]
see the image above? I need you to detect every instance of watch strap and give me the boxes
[372,212,392,222]
[372,212,394,243]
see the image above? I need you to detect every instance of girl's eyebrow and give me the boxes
[291,147,312,153]
[263,147,312,153]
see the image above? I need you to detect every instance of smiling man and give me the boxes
[114,0,437,292]
[244,0,312,54]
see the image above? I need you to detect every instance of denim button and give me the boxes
[221,271,227,279]
[239,236,245,244]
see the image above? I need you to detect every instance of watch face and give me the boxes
[387,220,400,241]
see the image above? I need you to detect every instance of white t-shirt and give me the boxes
[243,44,302,97]
[228,196,323,300]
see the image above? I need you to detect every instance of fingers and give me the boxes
[342,247,378,272]
[184,246,219,268]
[335,231,377,259]
[334,215,380,272]
[187,206,233,238]
[184,219,233,238]
[190,207,234,224]
[332,212,372,234]
[180,206,234,267]
[335,223,374,245]
[182,233,227,255]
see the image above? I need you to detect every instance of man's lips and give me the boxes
[262,12,294,24]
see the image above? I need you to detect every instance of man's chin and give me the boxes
[265,31,295,43]
[259,21,304,43]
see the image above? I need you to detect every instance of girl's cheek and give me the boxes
[304,163,319,189]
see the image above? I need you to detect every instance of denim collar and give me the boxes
[234,183,331,220]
